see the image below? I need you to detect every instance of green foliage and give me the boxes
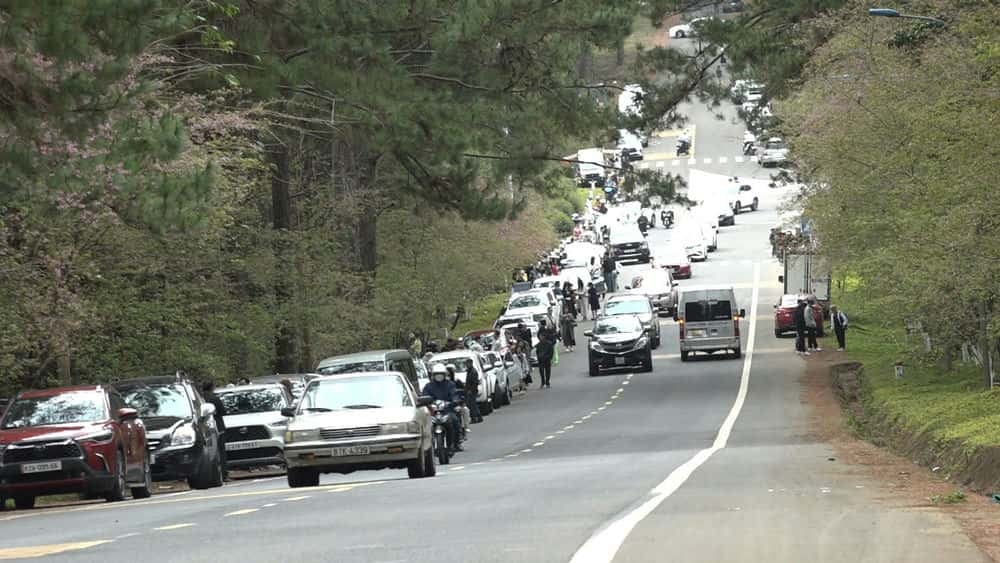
[931,490,967,504]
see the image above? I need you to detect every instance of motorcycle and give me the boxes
[431,399,459,465]
[660,210,674,229]
[637,216,649,236]
[676,139,691,156]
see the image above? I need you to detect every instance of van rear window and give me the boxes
[684,300,732,322]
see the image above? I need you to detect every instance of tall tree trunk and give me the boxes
[577,44,592,83]
[616,41,626,67]
[269,142,297,373]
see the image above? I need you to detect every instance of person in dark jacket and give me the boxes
[538,319,558,343]
[588,283,601,320]
[422,365,462,451]
[562,282,577,319]
[560,311,577,352]
[601,255,617,293]
[463,358,483,423]
[831,305,849,351]
[535,332,555,388]
[793,300,809,356]
[201,382,228,480]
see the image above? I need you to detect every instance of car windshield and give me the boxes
[509,295,544,309]
[684,299,734,322]
[317,360,386,376]
[765,140,786,150]
[297,375,412,412]
[427,357,471,373]
[605,298,650,316]
[594,316,642,335]
[217,388,286,415]
[1,392,107,429]
[121,384,192,418]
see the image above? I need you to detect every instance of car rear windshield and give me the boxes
[298,375,412,411]
[218,388,286,415]
[121,384,192,419]
[509,295,544,309]
[684,300,733,322]
[317,360,386,376]
[1,392,107,429]
[605,298,649,315]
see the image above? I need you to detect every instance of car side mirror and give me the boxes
[583,330,594,338]
[280,407,297,418]
[199,403,215,419]
[118,407,139,422]
[624,285,631,290]
[739,308,746,318]
[416,395,434,408]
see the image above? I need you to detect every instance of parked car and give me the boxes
[617,129,644,161]
[609,224,651,265]
[668,16,712,38]
[0,385,152,509]
[773,294,825,338]
[315,350,422,393]
[722,0,745,13]
[505,289,562,331]
[249,374,319,401]
[116,375,224,489]
[498,320,540,366]
[676,286,746,361]
[215,384,292,471]
[759,137,790,167]
[626,267,679,316]
[601,293,661,349]
[282,372,435,486]
[478,350,514,407]
[730,80,764,103]
[426,350,498,415]
[585,314,653,376]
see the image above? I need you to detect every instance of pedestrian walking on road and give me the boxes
[562,282,577,319]
[588,283,601,320]
[560,311,577,352]
[793,299,809,356]
[407,332,422,358]
[832,305,849,351]
[805,298,821,352]
[463,359,483,423]
[536,333,555,388]
[201,382,229,481]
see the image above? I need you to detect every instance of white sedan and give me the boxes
[669,17,712,38]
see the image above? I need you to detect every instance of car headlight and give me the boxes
[171,423,197,447]
[76,430,114,444]
[635,337,649,349]
[380,422,420,435]
[590,341,604,352]
[533,313,548,322]
[640,241,649,249]
[284,429,320,443]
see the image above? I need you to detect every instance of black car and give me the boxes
[585,315,653,376]
[116,374,224,490]
[722,0,744,13]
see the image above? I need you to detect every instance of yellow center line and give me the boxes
[0,541,112,560]
[224,508,259,517]
[154,523,196,531]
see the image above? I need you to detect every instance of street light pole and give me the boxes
[868,8,946,26]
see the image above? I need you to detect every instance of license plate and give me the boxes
[687,329,706,337]
[226,440,260,451]
[614,357,626,365]
[22,461,62,474]
[330,446,370,457]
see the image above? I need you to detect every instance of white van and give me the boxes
[675,287,745,361]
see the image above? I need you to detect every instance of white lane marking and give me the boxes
[597,406,607,411]
[545,435,555,440]
[604,401,613,406]
[718,157,728,164]
[283,495,310,501]
[639,162,650,169]
[115,533,141,539]
[672,160,680,166]
[564,425,575,430]
[556,430,566,434]
[582,415,592,420]
[687,158,697,165]
[735,156,744,163]
[533,441,545,447]
[449,466,466,472]
[491,457,503,462]
[569,261,761,563]
[750,156,759,162]
[617,388,624,393]
[703,158,712,164]
[262,503,277,508]
[622,381,630,385]
[505,453,519,458]
[225,508,259,517]
[656,161,664,168]
[154,523,195,531]
[521,448,533,453]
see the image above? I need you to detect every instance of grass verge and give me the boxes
[591,16,662,82]
[835,289,1000,491]
[454,292,508,335]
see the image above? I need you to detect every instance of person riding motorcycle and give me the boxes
[660,209,674,228]
[637,213,649,234]
[422,364,463,452]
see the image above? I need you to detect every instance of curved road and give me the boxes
[0,90,988,563]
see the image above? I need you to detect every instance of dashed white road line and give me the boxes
[154,523,195,531]
[225,508,259,517]
[545,435,555,440]
[656,161,664,168]
[449,466,466,472]
[283,495,310,502]
[533,441,545,447]
[718,157,728,164]
[570,261,762,563]
[262,503,277,508]
[672,160,680,166]
[735,156,744,163]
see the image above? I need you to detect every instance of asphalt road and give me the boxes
[0,74,989,563]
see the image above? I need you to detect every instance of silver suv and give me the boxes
[216,384,293,471]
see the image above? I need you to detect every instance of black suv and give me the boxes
[116,374,224,489]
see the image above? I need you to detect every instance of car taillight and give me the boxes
[733,316,741,337]
[678,319,685,339]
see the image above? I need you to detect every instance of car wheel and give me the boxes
[675,30,685,38]
[434,433,450,465]
[680,351,690,362]
[653,334,661,350]
[733,346,743,359]
[642,350,654,372]
[408,444,434,479]
[734,202,741,215]
[105,449,127,502]
[13,495,35,510]
[492,386,503,409]
[480,399,493,416]
[774,328,783,338]
[423,446,436,477]
[751,198,759,211]
[209,455,224,488]
[502,380,512,405]
[287,467,320,488]
[187,448,218,490]
[131,451,153,499]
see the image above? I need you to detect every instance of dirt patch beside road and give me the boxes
[802,354,1000,561]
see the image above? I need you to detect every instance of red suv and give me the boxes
[0,385,152,509]
[773,294,825,338]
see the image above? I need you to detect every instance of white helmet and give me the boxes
[431,364,447,375]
